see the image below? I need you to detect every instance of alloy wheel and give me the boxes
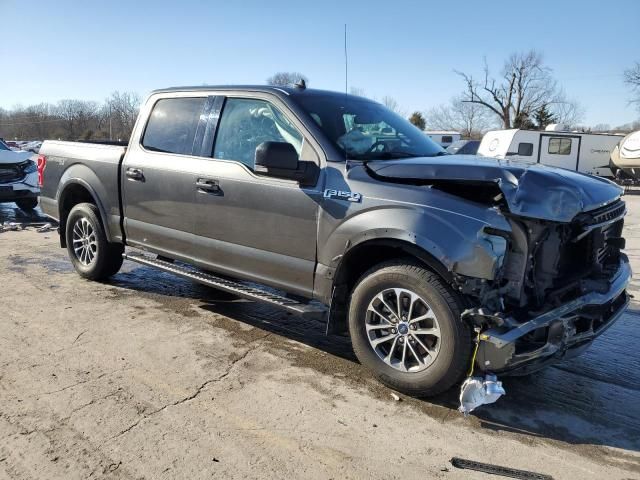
[365,288,441,372]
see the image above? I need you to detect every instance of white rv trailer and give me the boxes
[425,130,461,148]
[610,130,640,179]
[477,126,624,178]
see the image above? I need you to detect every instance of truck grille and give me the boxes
[584,200,625,267]
[586,200,626,226]
[0,165,24,184]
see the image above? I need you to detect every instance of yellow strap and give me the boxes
[467,329,481,377]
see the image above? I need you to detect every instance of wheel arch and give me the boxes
[326,237,454,334]
[57,179,111,248]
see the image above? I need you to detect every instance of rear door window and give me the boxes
[213,98,303,169]
[442,135,453,144]
[142,97,207,155]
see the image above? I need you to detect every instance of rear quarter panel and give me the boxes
[39,141,126,242]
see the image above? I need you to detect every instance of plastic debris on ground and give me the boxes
[1,221,22,231]
[458,374,505,415]
[0,221,55,233]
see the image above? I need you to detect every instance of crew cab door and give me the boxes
[191,94,322,297]
[121,95,212,256]
[538,134,580,172]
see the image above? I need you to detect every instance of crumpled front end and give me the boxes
[363,155,631,374]
[459,198,631,374]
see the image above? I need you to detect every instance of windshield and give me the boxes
[293,95,446,160]
[0,139,10,151]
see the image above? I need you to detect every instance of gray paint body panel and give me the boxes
[38,86,622,308]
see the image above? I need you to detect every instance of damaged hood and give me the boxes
[0,150,33,165]
[366,155,623,222]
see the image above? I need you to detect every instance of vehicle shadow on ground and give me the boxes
[0,203,51,225]
[111,265,640,455]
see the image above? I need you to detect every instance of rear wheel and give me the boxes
[15,197,38,210]
[65,203,123,280]
[348,261,471,397]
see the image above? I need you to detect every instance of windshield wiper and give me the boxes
[349,150,448,161]
[349,151,418,160]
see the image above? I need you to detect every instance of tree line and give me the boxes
[0,91,141,142]
[3,53,638,142]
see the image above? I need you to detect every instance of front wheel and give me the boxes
[348,261,471,397]
[65,203,124,280]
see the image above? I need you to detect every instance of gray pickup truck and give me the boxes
[39,85,631,396]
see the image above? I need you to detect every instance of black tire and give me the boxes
[348,261,471,397]
[15,197,38,210]
[65,203,124,280]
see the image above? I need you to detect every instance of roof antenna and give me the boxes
[344,23,349,165]
[294,78,306,89]
[344,23,348,97]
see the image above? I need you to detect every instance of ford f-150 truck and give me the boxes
[38,85,631,397]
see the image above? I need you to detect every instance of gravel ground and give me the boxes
[0,195,639,480]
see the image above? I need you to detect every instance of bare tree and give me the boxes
[614,120,640,133]
[104,91,142,140]
[552,99,584,129]
[624,62,640,110]
[349,86,367,97]
[266,72,308,87]
[456,50,581,129]
[381,96,405,116]
[425,96,495,138]
[54,99,99,139]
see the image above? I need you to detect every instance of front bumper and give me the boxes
[0,172,39,202]
[476,255,632,374]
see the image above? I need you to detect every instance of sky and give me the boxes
[1,0,638,127]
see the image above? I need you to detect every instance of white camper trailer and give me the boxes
[610,130,640,180]
[425,131,461,148]
[477,126,624,178]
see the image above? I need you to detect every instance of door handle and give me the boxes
[126,167,144,181]
[196,178,221,194]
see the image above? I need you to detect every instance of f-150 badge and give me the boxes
[323,189,362,203]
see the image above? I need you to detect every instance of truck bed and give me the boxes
[39,140,127,242]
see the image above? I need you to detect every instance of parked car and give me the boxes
[478,126,623,178]
[425,130,461,148]
[23,140,42,153]
[39,86,630,397]
[0,138,40,210]
[445,140,480,155]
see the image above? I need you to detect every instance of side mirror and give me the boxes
[255,142,299,177]
[255,141,319,186]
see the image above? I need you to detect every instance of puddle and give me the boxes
[8,254,73,274]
